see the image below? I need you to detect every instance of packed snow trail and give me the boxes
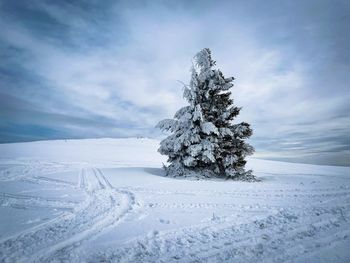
[0,138,349,262]
[0,167,135,262]
[0,192,77,211]
[88,191,350,262]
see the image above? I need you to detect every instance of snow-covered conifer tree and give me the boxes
[157,48,255,180]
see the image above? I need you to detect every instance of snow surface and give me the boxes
[0,138,349,262]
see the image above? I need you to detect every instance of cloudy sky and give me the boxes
[0,0,349,166]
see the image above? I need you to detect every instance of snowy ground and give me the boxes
[0,138,349,262]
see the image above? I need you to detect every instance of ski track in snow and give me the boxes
[0,167,135,262]
[0,192,78,211]
[92,207,350,263]
[0,161,80,182]
[0,138,349,262]
[89,193,350,263]
[0,162,349,262]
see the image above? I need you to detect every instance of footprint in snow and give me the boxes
[159,218,170,224]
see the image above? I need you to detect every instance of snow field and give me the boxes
[0,138,349,262]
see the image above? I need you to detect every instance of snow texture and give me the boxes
[0,138,349,262]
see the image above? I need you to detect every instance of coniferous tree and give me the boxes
[157,48,255,180]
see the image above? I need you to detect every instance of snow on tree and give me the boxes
[157,48,255,181]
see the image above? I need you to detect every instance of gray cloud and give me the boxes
[0,0,349,166]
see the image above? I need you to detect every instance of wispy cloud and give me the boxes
[0,0,349,165]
